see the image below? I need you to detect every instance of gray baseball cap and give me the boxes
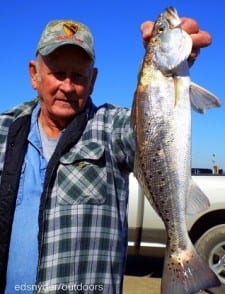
[36,19,95,61]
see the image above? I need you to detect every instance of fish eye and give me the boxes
[158,26,164,33]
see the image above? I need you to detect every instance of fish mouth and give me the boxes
[165,7,181,29]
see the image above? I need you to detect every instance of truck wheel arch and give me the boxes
[189,210,225,244]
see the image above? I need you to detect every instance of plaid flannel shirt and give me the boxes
[0,98,135,294]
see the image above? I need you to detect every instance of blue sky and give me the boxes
[1,0,225,170]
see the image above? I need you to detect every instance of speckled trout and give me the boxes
[131,7,221,294]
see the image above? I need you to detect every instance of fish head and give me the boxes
[150,7,192,74]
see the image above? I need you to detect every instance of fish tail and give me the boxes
[161,241,220,294]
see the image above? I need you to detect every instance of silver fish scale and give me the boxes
[133,74,191,241]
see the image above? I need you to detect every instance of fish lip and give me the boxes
[165,6,181,29]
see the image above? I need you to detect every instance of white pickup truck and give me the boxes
[128,169,225,294]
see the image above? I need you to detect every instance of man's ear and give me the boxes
[29,60,39,90]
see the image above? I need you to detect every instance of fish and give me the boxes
[131,6,221,294]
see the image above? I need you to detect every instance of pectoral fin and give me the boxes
[190,82,221,113]
[186,179,210,215]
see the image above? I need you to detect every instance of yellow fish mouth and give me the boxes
[165,7,181,28]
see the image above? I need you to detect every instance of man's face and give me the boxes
[30,45,97,128]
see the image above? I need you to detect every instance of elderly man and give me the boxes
[0,17,211,293]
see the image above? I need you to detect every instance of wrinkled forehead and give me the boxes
[37,45,94,72]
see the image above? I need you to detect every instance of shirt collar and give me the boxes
[28,103,42,153]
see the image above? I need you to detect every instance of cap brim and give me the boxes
[38,41,95,61]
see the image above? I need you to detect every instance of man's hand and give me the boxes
[141,18,212,66]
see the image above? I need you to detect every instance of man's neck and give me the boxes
[38,111,67,139]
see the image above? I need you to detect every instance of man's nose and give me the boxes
[60,77,75,92]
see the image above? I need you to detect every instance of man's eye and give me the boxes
[51,72,88,84]
[53,72,66,80]
[71,73,87,84]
